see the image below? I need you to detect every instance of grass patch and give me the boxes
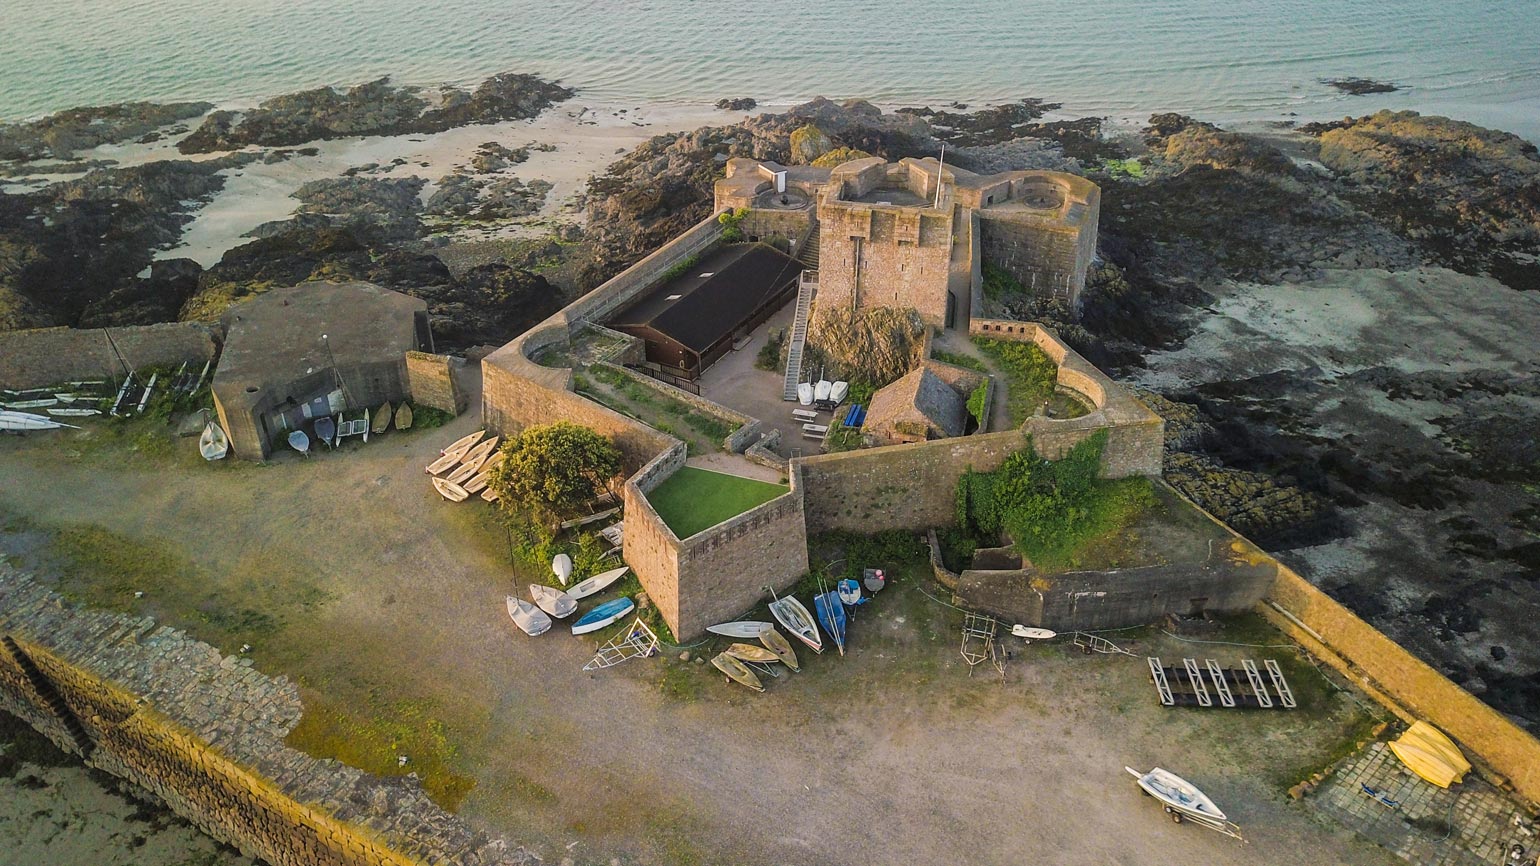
[407,404,454,430]
[981,262,1027,299]
[285,689,476,810]
[657,662,705,702]
[931,349,987,372]
[971,336,1057,426]
[646,467,787,538]
[587,366,736,451]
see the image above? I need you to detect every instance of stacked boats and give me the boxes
[704,577,885,691]
[286,401,409,457]
[425,429,502,502]
[506,560,633,638]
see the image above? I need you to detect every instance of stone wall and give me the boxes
[594,361,761,453]
[404,351,466,416]
[563,217,724,326]
[621,444,689,634]
[0,322,219,391]
[739,209,813,248]
[0,567,538,866]
[979,216,1086,309]
[817,208,955,326]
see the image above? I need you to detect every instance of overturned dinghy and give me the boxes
[759,628,800,672]
[707,621,774,639]
[529,583,578,619]
[567,566,628,601]
[199,421,229,460]
[1125,767,1243,840]
[288,429,310,456]
[507,595,551,636]
[712,652,765,693]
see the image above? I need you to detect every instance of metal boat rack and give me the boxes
[1147,657,1296,709]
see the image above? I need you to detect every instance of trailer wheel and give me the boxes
[1170,812,1183,824]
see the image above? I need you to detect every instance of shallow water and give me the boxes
[2,0,1538,138]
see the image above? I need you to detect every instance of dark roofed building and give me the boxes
[212,281,429,459]
[607,243,801,378]
[864,363,971,445]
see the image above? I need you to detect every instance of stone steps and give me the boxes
[2,634,94,756]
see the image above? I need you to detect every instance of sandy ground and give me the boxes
[0,386,1405,866]
[1131,267,1540,716]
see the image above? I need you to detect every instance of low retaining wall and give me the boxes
[0,567,536,866]
[595,361,761,454]
[0,323,220,391]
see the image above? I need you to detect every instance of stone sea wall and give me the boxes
[0,566,537,866]
[0,323,219,391]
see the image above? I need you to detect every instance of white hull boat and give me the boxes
[1126,767,1243,840]
[829,380,849,404]
[0,411,76,431]
[797,382,813,405]
[769,595,823,654]
[47,407,100,417]
[199,421,229,460]
[432,476,469,502]
[1012,625,1057,641]
[706,621,774,639]
[530,583,578,618]
[568,566,629,601]
[814,379,832,403]
[507,595,552,636]
[552,553,573,586]
[441,429,485,457]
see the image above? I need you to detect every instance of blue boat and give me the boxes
[813,590,847,655]
[572,596,634,635]
[837,578,865,607]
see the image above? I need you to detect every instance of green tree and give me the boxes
[487,422,621,521]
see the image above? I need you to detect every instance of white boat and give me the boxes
[47,407,100,417]
[507,595,552,636]
[706,621,774,639]
[463,451,505,494]
[769,594,823,654]
[797,382,813,405]
[1012,625,1057,641]
[1126,767,1242,839]
[814,379,832,403]
[440,429,485,457]
[0,410,76,431]
[446,436,500,484]
[568,566,629,600]
[3,398,58,410]
[199,421,229,460]
[552,553,573,586]
[829,380,849,403]
[288,429,310,455]
[530,583,578,618]
[432,476,469,502]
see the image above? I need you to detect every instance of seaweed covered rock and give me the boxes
[789,124,834,164]
[1163,452,1331,545]
[0,101,211,162]
[810,146,874,168]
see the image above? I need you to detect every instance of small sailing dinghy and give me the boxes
[797,382,814,405]
[1125,767,1242,839]
[0,410,76,431]
[862,568,887,593]
[567,566,629,600]
[759,628,800,671]
[47,407,100,417]
[1011,625,1057,641]
[814,591,848,654]
[432,476,470,502]
[552,553,573,586]
[814,379,832,403]
[829,380,849,404]
[288,429,310,456]
[507,595,552,636]
[395,403,413,430]
[711,652,765,692]
[199,421,229,460]
[706,621,774,639]
[530,583,578,618]
[836,578,864,607]
[440,429,485,457]
[769,593,823,654]
[725,643,780,665]
[372,402,393,434]
[572,597,634,635]
[314,415,337,449]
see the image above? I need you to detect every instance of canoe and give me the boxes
[425,449,462,475]
[288,429,310,455]
[464,451,505,493]
[0,411,75,431]
[432,476,469,502]
[199,421,229,460]
[711,653,765,692]
[725,643,779,664]
[1011,625,1057,641]
[529,583,578,618]
[507,595,552,636]
[3,398,58,410]
[446,436,500,484]
[1126,767,1237,836]
[568,566,629,601]
[47,407,100,417]
[372,402,392,434]
[814,379,832,402]
[797,382,813,405]
[836,578,864,607]
[759,628,800,671]
[440,429,485,457]
[706,621,774,639]
[552,553,573,586]
[314,415,336,448]
[395,403,414,430]
[769,595,822,654]
[572,597,634,635]
[1388,721,1470,788]
[830,380,849,403]
[814,591,847,653]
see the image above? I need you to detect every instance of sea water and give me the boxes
[2,0,1538,137]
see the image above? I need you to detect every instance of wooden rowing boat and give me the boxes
[711,653,764,692]
[432,476,469,502]
[567,566,629,601]
[372,402,392,434]
[725,643,779,665]
[395,403,413,430]
[759,628,800,672]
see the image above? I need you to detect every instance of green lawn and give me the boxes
[646,467,788,538]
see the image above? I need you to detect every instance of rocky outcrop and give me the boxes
[789,124,834,164]
[177,73,573,154]
[426,174,551,221]
[0,101,212,162]
[715,98,757,112]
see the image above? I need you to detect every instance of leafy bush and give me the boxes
[717,207,750,242]
[410,405,454,430]
[811,530,927,579]
[981,263,1027,299]
[931,349,987,372]
[659,253,702,284]
[487,421,620,520]
[966,380,989,427]
[755,328,784,371]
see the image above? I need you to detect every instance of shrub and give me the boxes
[717,207,750,242]
[487,421,620,521]
[966,380,989,427]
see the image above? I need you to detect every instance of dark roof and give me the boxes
[609,244,801,354]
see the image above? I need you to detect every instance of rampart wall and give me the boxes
[0,322,219,391]
[404,351,466,416]
[0,567,537,866]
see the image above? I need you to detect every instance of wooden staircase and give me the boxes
[2,635,93,756]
